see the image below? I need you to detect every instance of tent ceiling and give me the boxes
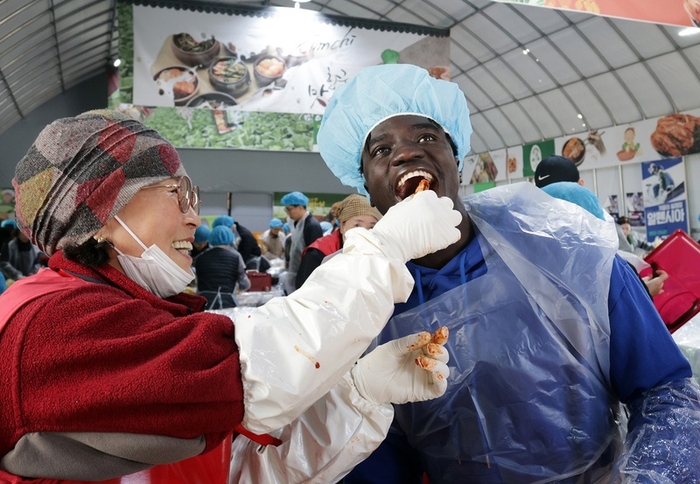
[2,0,700,155]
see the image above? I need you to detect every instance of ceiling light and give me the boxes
[522,48,530,55]
[290,0,311,8]
[577,113,583,119]
[112,58,121,67]
[679,27,700,37]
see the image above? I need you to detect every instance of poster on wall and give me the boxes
[116,3,449,151]
[463,150,504,185]
[607,195,620,222]
[522,139,555,178]
[625,192,646,227]
[489,0,698,28]
[641,157,688,241]
[130,4,449,112]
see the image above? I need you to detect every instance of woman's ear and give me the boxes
[93,227,109,244]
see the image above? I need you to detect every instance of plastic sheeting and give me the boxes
[377,183,700,482]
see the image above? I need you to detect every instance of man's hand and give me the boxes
[642,269,669,297]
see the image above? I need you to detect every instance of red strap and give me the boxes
[0,269,90,334]
[234,424,282,447]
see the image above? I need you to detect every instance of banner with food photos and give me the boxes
[489,0,699,28]
[641,157,689,242]
[463,108,700,185]
[112,3,449,151]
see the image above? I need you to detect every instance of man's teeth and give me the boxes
[397,170,434,189]
[172,241,192,252]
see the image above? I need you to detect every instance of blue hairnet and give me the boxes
[194,225,211,243]
[317,64,473,196]
[320,221,333,234]
[212,215,234,228]
[209,225,233,246]
[1,219,17,229]
[281,191,309,206]
[541,182,605,221]
[269,218,283,229]
[283,223,290,233]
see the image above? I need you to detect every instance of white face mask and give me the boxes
[112,215,194,298]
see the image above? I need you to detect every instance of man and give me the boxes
[212,215,261,265]
[535,154,637,253]
[533,154,583,188]
[259,218,285,260]
[535,155,668,297]
[318,64,700,483]
[280,191,323,294]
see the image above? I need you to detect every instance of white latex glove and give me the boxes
[343,190,462,263]
[352,327,450,405]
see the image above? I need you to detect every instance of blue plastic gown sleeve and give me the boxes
[613,378,700,483]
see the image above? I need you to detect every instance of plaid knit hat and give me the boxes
[12,109,185,255]
[336,194,382,224]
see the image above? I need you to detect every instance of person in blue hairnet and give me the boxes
[279,191,323,294]
[212,215,262,268]
[259,218,285,261]
[315,64,700,483]
[190,224,211,259]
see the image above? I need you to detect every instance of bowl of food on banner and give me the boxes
[253,55,286,86]
[185,92,238,109]
[153,66,200,106]
[170,33,221,67]
[209,57,251,97]
[562,137,586,166]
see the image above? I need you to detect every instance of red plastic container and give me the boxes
[642,229,700,333]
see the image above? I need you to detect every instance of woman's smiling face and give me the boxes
[97,178,200,273]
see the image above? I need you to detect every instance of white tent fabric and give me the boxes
[1,0,699,155]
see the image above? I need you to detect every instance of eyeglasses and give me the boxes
[143,175,200,215]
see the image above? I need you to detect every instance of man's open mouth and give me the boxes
[395,170,434,200]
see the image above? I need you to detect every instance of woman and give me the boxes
[194,225,250,309]
[0,110,460,483]
[296,194,381,288]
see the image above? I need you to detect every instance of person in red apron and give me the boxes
[0,110,462,483]
[296,194,382,288]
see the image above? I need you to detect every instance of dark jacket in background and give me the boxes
[235,223,261,264]
[194,247,250,309]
